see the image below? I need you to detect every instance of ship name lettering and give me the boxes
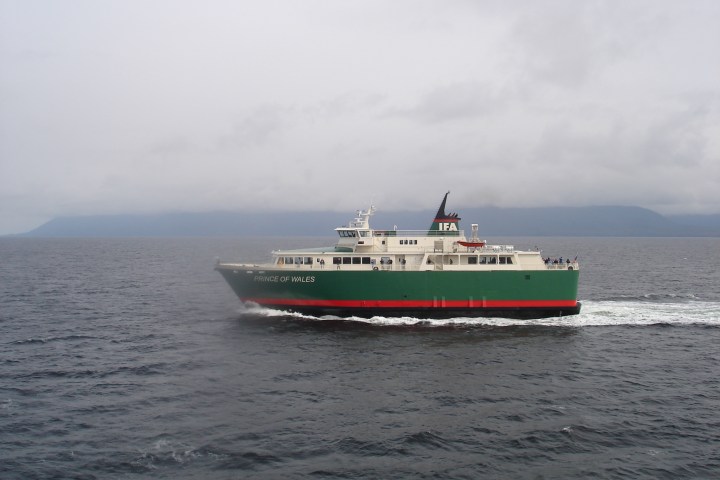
[291,275,315,283]
[253,275,281,282]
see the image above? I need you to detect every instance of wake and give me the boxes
[237,300,720,328]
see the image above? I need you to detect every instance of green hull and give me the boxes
[217,267,580,319]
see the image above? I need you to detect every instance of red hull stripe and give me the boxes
[242,298,578,308]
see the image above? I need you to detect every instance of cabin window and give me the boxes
[343,257,352,264]
[505,257,513,265]
[362,257,371,264]
[489,257,497,264]
[352,257,361,264]
[304,257,313,265]
[468,256,477,265]
[333,257,341,265]
[284,257,294,264]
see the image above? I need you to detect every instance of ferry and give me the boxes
[216,193,581,319]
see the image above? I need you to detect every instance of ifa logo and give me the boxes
[437,222,458,231]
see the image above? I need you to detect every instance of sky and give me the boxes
[1,0,720,235]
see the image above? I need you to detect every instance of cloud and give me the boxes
[217,105,293,150]
[1,0,720,234]
[388,82,510,123]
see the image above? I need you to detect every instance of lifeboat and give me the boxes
[457,241,485,248]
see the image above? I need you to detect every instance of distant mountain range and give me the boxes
[11,206,720,237]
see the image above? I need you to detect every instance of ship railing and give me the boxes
[545,262,580,271]
[372,229,466,238]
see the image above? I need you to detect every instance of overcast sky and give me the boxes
[1,0,719,234]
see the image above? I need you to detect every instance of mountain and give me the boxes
[666,213,720,231]
[14,206,720,237]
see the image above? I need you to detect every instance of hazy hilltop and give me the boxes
[12,206,720,238]
[666,213,720,231]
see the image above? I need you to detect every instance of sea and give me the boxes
[1,236,719,480]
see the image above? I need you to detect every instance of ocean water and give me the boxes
[1,236,719,479]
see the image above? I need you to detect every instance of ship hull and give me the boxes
[216,267,581,319]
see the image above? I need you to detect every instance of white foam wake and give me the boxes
[237,300,720,327]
